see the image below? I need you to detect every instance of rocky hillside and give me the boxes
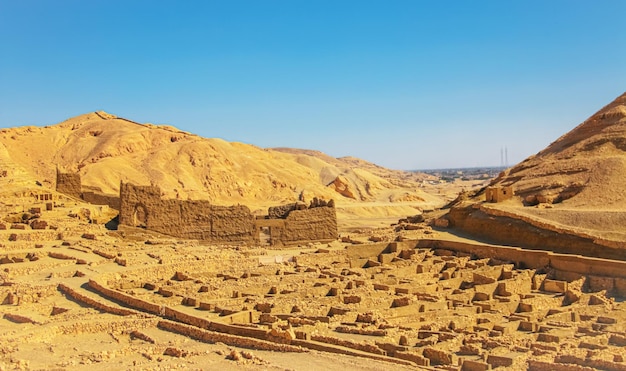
[490,91,626,208]
[444,92,626,257]
[0,112,442,213]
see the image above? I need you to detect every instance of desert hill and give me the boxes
[446,91,626,258]
[0,111,443,223]
[490,91,626,208]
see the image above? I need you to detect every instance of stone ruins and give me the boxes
[119,182,337,246]
[485,186,513,203]
[55,170,121,210]
[56,171,338,246]
[0,168,622,369]
[1,201,625,369]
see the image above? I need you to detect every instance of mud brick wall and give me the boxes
[119,183,255,243]
[82,191,121,210]
[280,206,338,244]
[55,170,82,198]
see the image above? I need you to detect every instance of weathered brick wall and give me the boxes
[281,206,338,244]
[55,170,82,198]
[82,191,121,210]
[119,183,255,243]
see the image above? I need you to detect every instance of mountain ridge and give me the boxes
[0,111,443,218]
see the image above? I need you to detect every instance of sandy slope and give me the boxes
[0,111,443,221]
[491,92,626,208]
[461,91,626,241]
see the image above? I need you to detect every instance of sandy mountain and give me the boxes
[446,91,626,255]
[0,112,442,219]
[0,141,39,194]
[490,91,626,208]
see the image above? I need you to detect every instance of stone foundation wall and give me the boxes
[417,239,626,281]
[58,283,140,316]
[447,206,625,261]
[157,321,304,352]
[87,279,162,315]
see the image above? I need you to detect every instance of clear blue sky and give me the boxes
[1,1,625,170]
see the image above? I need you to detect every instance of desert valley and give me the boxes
[1,92,626,371]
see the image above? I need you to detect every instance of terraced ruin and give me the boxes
[1,192,626,370]
[3,93,626,370]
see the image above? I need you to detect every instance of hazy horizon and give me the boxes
[1,1,625,170]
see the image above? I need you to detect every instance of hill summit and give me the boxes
[0,111,441,220]
[446,91,626,259]
[492,92,626,207]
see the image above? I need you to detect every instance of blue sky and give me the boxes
[1,1,625,170]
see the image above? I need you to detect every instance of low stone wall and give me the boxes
[88,278,281,342]
[57,318,159,335]
[162,306,211,328]
[58,283,140,316]
[448,206,626,260]
[208,321,269,340]
[157,320,304,352]
[1,231,59,243]
[418,239,626,279]
[290,339,414,366]
[87,279,162,315]
[310,335,385,355]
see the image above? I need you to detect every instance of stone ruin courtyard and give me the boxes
[1,196,626,371]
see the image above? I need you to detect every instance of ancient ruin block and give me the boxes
[274,204,338,244]
[56,170,82,198]
[30,220,48,230]
[119,182,256,243]
[537,333,560,343]
[485,186,513,203]
[543,279,567,293]
[391,297,411,308]
[327,307,350,316]
[596,316,616,324]
[255,303,273,313]
[486,354,515,368]
[609,334,626,346]
[163,347,188,358]
[461,359,490,371]
[267,202,306,219]
[423,347,458,366]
